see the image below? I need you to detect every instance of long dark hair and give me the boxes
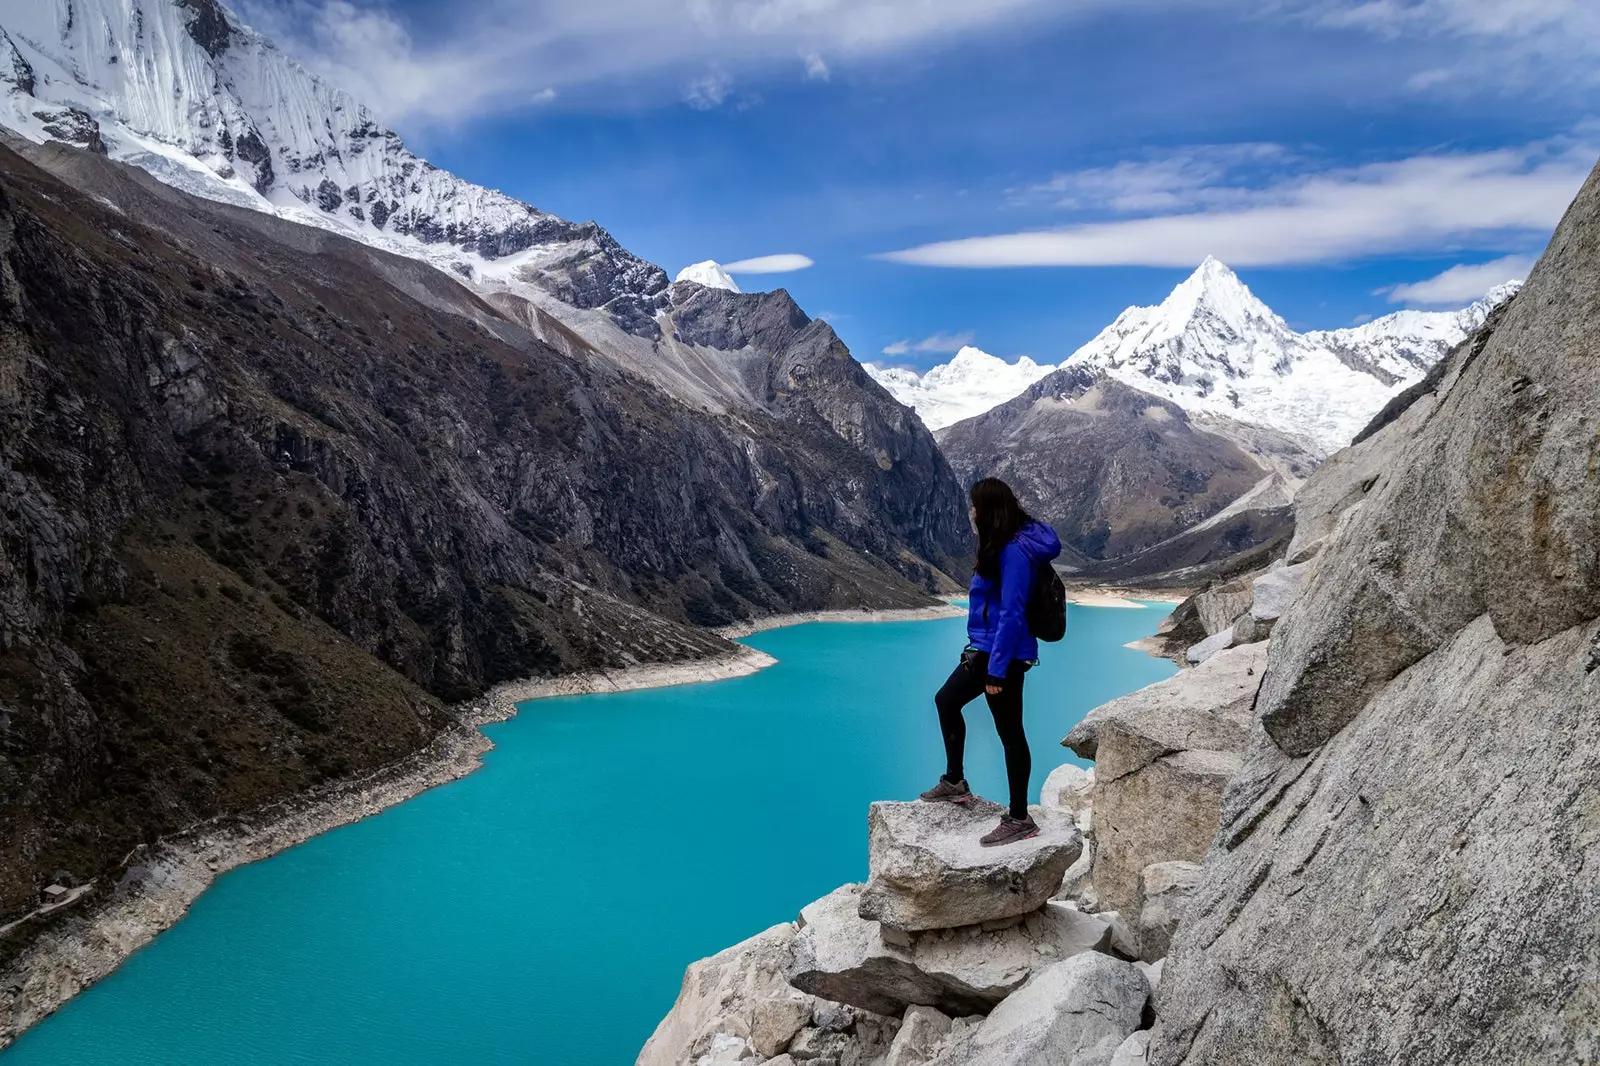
[971,478,1030,580]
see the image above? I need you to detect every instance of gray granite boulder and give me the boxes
[637,923,796,1066]
[1042,763,1095,818]
[930,953,1149,1066]
[750,991,815,1058]
[787,884,1112,1017]
[1184,628,1235,665]
[885,1005,953,1066]
[1133,861,1202,962]
[1111,1031,1151,1066]
[1248,561,1311,624]
[1063,644,1264,911]
[1193,578,1255,636]
[859,800,1081,932]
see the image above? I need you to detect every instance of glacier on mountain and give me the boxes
[872,258,1519,452]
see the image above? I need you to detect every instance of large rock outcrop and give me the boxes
[859,801,1081,931]
[1063,643,1266,911]
[1150,156,1600,1064]
[787,884,1111,1017]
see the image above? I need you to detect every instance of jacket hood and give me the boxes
[1014,520,1062,564]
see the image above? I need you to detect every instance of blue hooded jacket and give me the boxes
[967,519,1063,683]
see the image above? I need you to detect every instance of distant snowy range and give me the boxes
[864,257,1519,454]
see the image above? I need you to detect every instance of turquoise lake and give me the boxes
[5,604,1175,1065]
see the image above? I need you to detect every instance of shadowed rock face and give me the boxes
[937,367,1269,565]
[0,142,967,925]
[1151,155,1600,1065]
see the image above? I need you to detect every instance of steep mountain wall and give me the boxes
[0,140,965,927]
[1149,156,1600,1065]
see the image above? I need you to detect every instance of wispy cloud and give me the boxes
[684,69,733,110]
[1381,254,1535,304]
[723,253,815,273]
[1016,143,1292,212]
[235,0,1600,128]
[882,331,975,356]
[1296,0,1600,94]
[237,0,1074,126]
[881,138,1594,268]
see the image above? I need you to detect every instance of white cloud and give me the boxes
[234,0,1600,128]
[1381,254,1535,304]
[1018,143,1291,212]
[237,0,1074,126]
[881,139,1594,268]
[685,69,734,109]
[882,331,975,356]
[1299,0,1600,94]
[722,253,816,273]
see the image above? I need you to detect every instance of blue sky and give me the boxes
[244,0,1599,371]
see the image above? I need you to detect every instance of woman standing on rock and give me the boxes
[920,478,1062,846]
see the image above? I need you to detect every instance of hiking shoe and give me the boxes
[919,777,974,804]
[980,815,1040,847]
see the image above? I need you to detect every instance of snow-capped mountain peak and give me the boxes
[1163,256,1283,332]
[675,261,741,293]
[0,0,670,333]
[869,261,1521,453]
[864,346,1054,430]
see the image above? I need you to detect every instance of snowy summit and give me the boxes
[866,348,1054,431]
[870,258,1519,452]
[675,261,741,293]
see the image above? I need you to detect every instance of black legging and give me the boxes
[935,651,1031,819]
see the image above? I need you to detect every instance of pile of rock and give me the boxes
[639,798,1158,1065]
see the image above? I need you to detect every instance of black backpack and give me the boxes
[1026,563,1068,643]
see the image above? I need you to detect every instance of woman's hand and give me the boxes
[985,682,1004,696]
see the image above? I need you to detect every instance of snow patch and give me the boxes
[675,260,740,293]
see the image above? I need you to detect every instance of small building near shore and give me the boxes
[40,884,69,906]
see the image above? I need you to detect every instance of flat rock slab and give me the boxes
[787,884,1112,1018]
[860,801,1082,932]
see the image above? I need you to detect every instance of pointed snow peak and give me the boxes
[675,260,741,293]
[1161,256,1282,334]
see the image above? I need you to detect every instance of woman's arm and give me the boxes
[986,544,1033,688]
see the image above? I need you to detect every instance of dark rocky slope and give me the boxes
[0,141,968,926]
[937,367,1274,566]
[1150,157,1597,1064]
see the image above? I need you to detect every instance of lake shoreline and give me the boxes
[0,604,965,1049]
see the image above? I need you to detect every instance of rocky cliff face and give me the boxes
[0,140,966,928]
[1148,157,1600,1064]
[937,367,1293,570]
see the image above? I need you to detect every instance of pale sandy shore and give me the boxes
[0,604,961,1047]
[716,601,965,639]
[1068,587,1187,609]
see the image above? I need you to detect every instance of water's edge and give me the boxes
[0,607,972,1047]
